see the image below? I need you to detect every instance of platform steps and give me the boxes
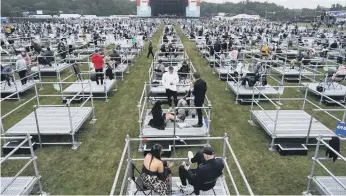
[284,77,300,83]
[2,137,37,154]
[276,143,308,156]
[141,140,207,157]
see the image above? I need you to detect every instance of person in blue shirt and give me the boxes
[132,35,137,49]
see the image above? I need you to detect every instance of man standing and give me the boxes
[91,49,104,85]
[162,66,179,111]
[147,40,154,58]
[191,72,207,128]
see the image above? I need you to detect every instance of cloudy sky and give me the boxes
[202,0,346,9]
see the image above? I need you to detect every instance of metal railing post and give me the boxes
[27,133,44,194]
[33,105,43,148]
[304,135,322,195]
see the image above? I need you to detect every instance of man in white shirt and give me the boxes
[162,66,179,111]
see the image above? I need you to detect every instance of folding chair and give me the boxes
[189,176,220,195]
[330,74,346,89]
[72,64,84,82]
[129,162,153,195]
[154,69,163,80]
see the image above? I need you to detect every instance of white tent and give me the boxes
[229,14,260,20]
[59,14,81,18]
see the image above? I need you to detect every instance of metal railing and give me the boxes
[1,81,96,149]
[303,135,346,195]
[109,135,254,196]
[248,85,346,150]
[0,134,45,195]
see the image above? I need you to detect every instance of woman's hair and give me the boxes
[149,144,163,169]
[152,100,162,113]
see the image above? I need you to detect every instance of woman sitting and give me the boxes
[148,101,175,130]
[141,144,173,195]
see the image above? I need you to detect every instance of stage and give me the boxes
[136,0,200,18]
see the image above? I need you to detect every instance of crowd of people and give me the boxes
[1,18,159,87]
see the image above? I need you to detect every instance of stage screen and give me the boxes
[186,0,200,17]
[151,0,187,17]
[137,0,152,17]
[136,0,200,17]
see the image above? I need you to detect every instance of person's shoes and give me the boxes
[192,124,203,128]
[168,107,172,112]
[176,182,187,193]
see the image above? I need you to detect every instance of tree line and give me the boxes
[1,0,344,21]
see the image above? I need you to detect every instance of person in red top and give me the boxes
[91,49,104,85]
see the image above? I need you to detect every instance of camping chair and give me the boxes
[189,175,221,195]
[129,162,153,195]
[73,64,84,82]
[154,69,163,80]
[322,67,346,90]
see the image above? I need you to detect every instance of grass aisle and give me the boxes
[1,25,163,195]
[174,26,325,195]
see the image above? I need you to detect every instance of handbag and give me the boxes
[89,72,96,81]
[316,85,325,92]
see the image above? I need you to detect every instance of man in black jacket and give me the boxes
[191,72,207,127]
[177,147,224,195]
[147,40,154,58]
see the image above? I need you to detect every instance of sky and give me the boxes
[202,0,346,9]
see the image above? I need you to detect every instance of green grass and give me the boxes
[1,24,346,195]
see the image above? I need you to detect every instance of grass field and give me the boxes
[1,24,346,195]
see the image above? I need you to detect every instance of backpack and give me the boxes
[316,85,324,92]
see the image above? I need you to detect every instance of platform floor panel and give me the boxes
[127,177,228,196]
[39,63,70,73]
[214,66,250,75]
[271,67,314,76]
[1,176,37,196]
[156,56,185,62]
[66,55,90,61]
[313,176,346,195]
[227,81,279,95]
[149,86,190,94]
[142,109,208,137]
[251,110,334,138]
[6,107,93,135]
[62,79,116,94]
[113,64,129,73]
[302,82,346,97]
[251,58,284,64]
[0,80,37,95]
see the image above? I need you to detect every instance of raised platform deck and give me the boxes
[302,82,346,97]
[1,176,38,196]
[6,107,93,135]
[62,79,116,94]
[142,109,208,137]
[1,80,37,96]
[313,176,346,195]
[127,177,229,195]
[227,81,278,96]
[271,67,314,76]
[251,110,334,138]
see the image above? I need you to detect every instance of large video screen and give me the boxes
[151,0,187,17]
